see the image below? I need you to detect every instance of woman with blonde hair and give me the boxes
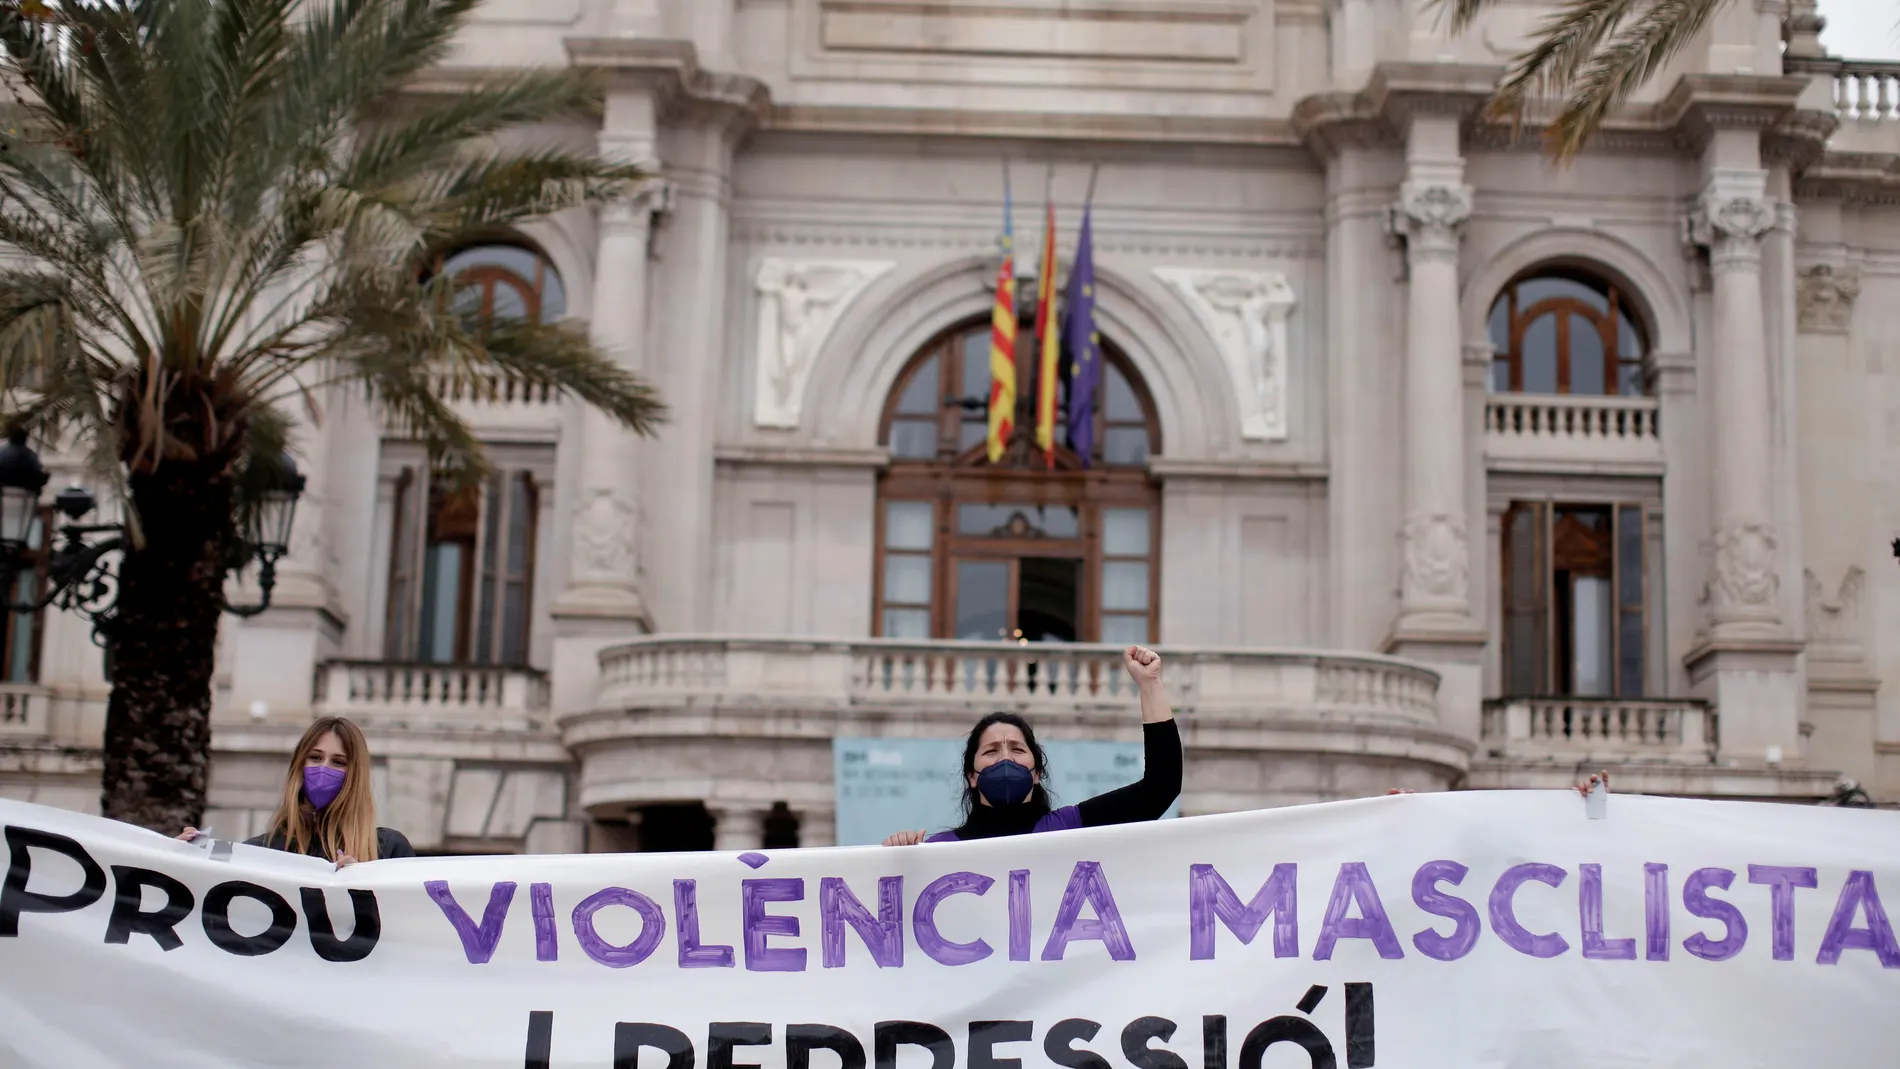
[178,716,413,865]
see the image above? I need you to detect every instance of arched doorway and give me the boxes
[874,316,1162,644]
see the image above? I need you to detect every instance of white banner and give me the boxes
[2,792,1897,1067]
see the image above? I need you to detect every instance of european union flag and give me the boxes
[1062,202,1099,465]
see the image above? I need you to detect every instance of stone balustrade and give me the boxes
[314,660,550,732]
[0,684,48,736]
[1484,393,1663,473]
[1787,56,1900,155]
[1481,697,1714,763]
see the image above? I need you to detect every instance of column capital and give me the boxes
[1685,188,1773,268]
[602,177,673,230]
[1389,180,1473,259]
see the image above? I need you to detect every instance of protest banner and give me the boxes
[1,791,1895,1067]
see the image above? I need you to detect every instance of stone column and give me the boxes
[1389,147,1474,631]
[1382,115,1485,743]
[1688,179,1781,638]
[710,805,765,851]
[549,90,665,718]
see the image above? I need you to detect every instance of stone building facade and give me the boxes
[3,0,1897,851]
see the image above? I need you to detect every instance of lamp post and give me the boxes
[0,430,305,643]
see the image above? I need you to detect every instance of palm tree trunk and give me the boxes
[99,460,236,832]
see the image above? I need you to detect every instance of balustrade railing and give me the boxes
[315,660,549,730]
[1484,393,1663,469]
[0,684,48,736]
[1482,697,1714,761]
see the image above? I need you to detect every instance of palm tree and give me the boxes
[0,0,664,831]
[1438,0,1741,158]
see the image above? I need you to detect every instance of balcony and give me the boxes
[385,366,561,441]
[1484,393,1663,474]
[1787,57,1900,156]
[313,660,550,732]
[1481,696,1714,763]
[567,637,1474,814]
[0,683,48,736]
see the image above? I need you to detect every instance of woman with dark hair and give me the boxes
[882,645,1181,845]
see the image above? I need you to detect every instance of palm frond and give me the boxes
[1535,0,1728,159]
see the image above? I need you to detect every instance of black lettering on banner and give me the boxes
[710,1023,774,1069]
[300,887,381,962]
[1201,1017,1226,1069]
[104,865,194,951]
[874,1022,955,1069]
[1343,984,1374,1069]
[0,826,107,936]
[524,1011,553,1069]
[615,1024,696,1069]
[1044,1019,1111,1069]
[969,1022,1033,1069]
[1238,1017,1334,1069]
[1121,1018,1188,1069]
[788,1025,868,1069]
[201,881,297,956]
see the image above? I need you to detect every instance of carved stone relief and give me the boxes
[1400,512,1469,606]
[1154,267,1296,441]
[1707,522,1781,620]
[1796,264,1860,334]
[752,258,894,430]
[1805,566,1867,661]
[572,488,638,581]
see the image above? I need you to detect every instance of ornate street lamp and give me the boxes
[0,430,305,641]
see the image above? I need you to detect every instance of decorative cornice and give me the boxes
[1793,152,1900,207]
[766,103,1305,147]
[1293,62,1502,161]
[563,37,770,132]
[1657,73,1810,152]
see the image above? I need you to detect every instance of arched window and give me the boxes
[436,244,567,324]
[1487,269,1647,396]
[875,317,1161,644]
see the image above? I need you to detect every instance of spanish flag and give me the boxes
[985,181,1017,464]
[1032,199,1059,467]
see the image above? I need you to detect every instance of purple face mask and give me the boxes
[303,765,346,810]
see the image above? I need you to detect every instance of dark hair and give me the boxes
[956,711,1053,822]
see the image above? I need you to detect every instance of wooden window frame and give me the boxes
[1501,500,1648,698]
[872,318,1163,643]
[1492,272,1648,397]
[384,466,540,666]
[0,506,52,683]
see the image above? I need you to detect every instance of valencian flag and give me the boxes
[1032,191,1060,467]
[985,173,1018,464]
[1063,197,1099,465]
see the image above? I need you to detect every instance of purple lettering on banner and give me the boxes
[1681,868,1747,962]
[1410,860,1480,962]
[530,882,558,962]
[1489,864,1569,959]
[1042,862,1136,962]
[1816,870,1900,968]
[674,879,736,969]
[1008,870,1031,962]
[424,880,516,965]
[742,878,806,972]
[1312,862,1403,961]
[1643,864,1669,961]
[913,871,995,966]
[571,887,664,968]
[1747,865,1818,961]
[1188,863,1297,960]
[819,876,903,969]
[1578,864,1636,960]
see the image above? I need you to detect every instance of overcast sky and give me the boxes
[1820,0,1899,60]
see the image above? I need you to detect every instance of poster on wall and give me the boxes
[833,736,1179,845]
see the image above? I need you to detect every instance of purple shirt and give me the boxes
[924,805,1083,842]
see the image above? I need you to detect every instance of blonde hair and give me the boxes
[264,717,381,862]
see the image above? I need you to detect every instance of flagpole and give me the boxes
[1082,163,1100,208]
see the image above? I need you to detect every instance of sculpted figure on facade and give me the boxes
[1400,512,1469,606]
[1796,264,1860,334]
[1154,267,1295,441]
[752,258,893,429]
[1805,566,1867,661]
